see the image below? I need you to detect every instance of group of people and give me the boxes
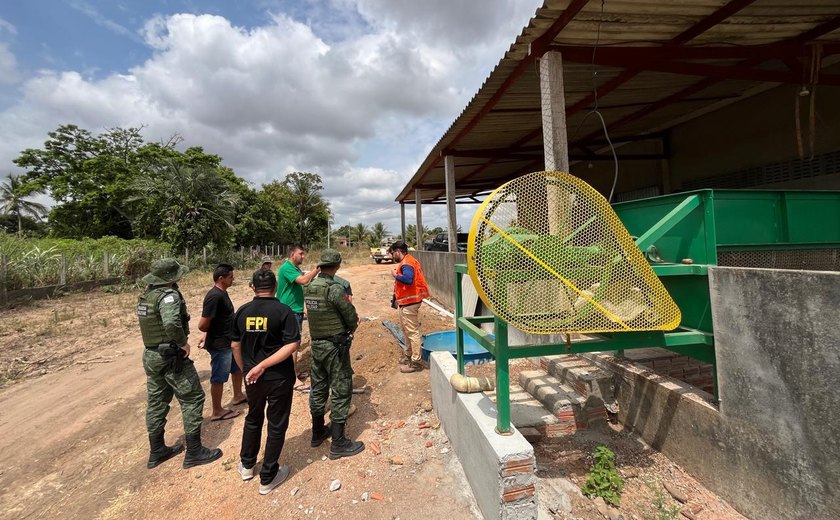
[136,241,429,495]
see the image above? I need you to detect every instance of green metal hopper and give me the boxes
[455,189,840,434]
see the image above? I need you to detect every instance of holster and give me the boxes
[332,332,353,365]
[157,341,186,374]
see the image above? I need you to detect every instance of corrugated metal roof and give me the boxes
[397,0,840,203]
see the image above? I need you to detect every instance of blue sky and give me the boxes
[0,0,538,233]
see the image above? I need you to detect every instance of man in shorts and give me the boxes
[198,263,245,421]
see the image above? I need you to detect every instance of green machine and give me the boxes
[455,174,840,435]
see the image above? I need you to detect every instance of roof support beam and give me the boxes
[573,15,840,149]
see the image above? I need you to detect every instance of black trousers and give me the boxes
[239,375,294,484]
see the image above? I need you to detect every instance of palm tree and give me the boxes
[0,174,47,236]
[351,223,369,246]
[369,222,390,246]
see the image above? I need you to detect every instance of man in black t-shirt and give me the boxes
[232,269,300,495]
[198,264,245,421]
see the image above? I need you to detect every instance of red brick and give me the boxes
[501,457,535,476]
[503,484,535,502]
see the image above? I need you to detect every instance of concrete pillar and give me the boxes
[415,189,423,249]
[445,155,458,252]
[540,51,571,235]
[540,51,569,173]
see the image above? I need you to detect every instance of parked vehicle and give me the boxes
[425,232,468,252]
[369,245,392,264]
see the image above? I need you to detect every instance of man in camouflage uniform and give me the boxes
[304,249,364,459]
[138,258,223,469]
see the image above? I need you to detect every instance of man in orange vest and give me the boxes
[388,241,430,373]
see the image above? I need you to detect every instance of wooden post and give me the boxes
[103,252,110,278]
[60,253,66,285]
[444,155,458,252]
[0,255,7,307]
[415,189,423,249]
[185,248,190,266]
[203,247,207,267]
[401,203,406,241]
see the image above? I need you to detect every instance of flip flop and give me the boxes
[230,397,248,406]
[210,409,240,421]
[294,383,310,392]
[297,371,310,380]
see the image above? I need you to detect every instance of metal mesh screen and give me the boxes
[467,171,681,335]
[718,249,840,271]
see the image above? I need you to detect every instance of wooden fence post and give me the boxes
[203,247,207,267]
[185,248,190,265]
[0,255,7,307]
[103,251,110,278]
[60,253,66,285]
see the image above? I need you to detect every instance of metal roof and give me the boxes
[397,0,840,204]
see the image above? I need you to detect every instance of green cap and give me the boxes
[317,249,342,267]
[142,258,189,285]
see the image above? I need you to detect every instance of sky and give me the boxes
[0,0,539,237]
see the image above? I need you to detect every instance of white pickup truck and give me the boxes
[370,245,393,264]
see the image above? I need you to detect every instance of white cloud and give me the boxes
[0,3,539,232]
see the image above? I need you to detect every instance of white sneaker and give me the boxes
[259,465,290,495]
[238,462,255,481]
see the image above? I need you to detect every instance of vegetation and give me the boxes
[0,235,170,290]
[581,445,625,506]
[10,124,331,250]
[0,174,46,236]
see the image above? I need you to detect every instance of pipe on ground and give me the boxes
[450,373,495,393]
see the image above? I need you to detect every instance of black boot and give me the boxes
[329,422,364,460]
[311,415,330,448]
[147,431,184,469]
[182,430,223,469]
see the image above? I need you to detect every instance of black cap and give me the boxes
[389,241,408,253]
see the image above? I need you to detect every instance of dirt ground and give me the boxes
[0,258,748,520]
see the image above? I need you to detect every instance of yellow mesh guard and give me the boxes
[467,171,681,335]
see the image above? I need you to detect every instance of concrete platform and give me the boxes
[431,351,538,520]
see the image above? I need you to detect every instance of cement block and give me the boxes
[431,352,538,520]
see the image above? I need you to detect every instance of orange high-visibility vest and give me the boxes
[394,254,430,306]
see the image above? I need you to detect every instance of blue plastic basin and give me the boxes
[421,330,495,365]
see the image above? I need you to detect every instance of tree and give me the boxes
[403,224,427,248]
[14,125,148,238]
[351,223,369,246]
[0,174,47,236]
[131,162,240,251]
[278,172,329,247]
[369,222,390,246]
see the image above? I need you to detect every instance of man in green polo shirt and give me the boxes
[276,245,319,385]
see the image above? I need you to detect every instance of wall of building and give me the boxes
[570,82,840,197]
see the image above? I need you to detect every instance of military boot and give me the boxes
[147,431,184,469]
[182,431,223,469]
[311,415,330,448]
[328,422,364,460]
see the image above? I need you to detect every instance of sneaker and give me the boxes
[259,465,290,495]
[398,355,411,365]
[238,462,255,481]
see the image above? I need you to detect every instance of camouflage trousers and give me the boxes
[142,349,205,435]
[309,338,353,424]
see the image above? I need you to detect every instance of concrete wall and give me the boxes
[596,267,839,520]
[413,250,466,310]
[709,267,840,520]
[430,352,537,520]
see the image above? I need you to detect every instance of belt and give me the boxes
[145,343,174,350]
